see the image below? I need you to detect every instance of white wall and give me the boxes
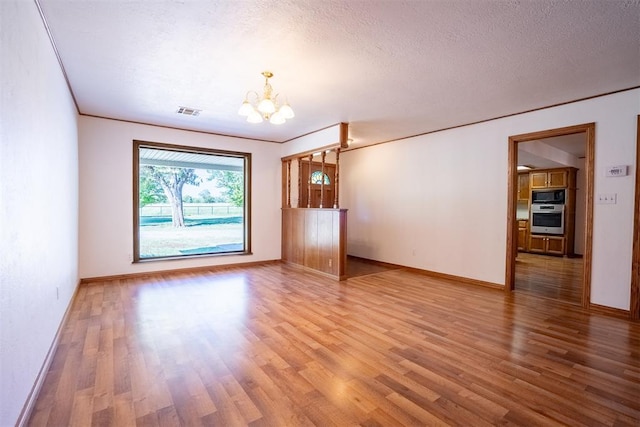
[78,117,282,278]
[280,123,342,157]
[342,89,639,310]
[0,1,79,424]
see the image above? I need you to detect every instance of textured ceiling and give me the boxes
[37,0,640,147]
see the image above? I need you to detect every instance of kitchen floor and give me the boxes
[515,252,583,305]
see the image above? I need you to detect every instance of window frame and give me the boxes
[132,139,252,262]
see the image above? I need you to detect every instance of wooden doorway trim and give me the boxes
[505,123,595,309]
[631,115,640,321]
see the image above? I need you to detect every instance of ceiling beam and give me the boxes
[519,141,581,169]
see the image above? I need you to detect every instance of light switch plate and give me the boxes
[597,193,617,204]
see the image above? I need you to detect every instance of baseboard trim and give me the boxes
[282,261,345,281]
[347,255,503,290]
[16,279,81,427]
[590,303,631,319]
[403,266,504,290]
[347,255,404,271]
[80,259,281,284]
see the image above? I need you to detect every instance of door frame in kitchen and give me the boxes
[505,123,595,309]
[631,115,640,321]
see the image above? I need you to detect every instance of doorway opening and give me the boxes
[506,123,595,308]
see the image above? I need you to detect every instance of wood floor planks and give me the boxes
[515,252,583,304]
[27,262,640,426]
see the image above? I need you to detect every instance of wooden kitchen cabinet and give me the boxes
[530,169,569,189]
[527,167,576,256]
[517,220,528,251]
[517,173,530,201]
[546,236,565,254]
[529,235,565,255]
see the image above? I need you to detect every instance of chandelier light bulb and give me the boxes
[238,100,253,116]
[239,71,293,124]
[257,98,276,114]
[246,109,263,123]
[279,103,295,119]
[270,111,286,125]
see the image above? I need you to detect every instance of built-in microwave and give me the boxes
[531,188,566,204]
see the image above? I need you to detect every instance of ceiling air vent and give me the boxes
[176,106,201,116]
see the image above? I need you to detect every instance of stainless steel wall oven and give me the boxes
[530,204,564,235]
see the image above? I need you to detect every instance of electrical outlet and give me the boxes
[597,193,617,204]
[56,287,59,300]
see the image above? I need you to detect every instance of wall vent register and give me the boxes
[176,106,201,116]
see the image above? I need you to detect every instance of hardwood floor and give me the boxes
[346,256,400,278]
[28,263,640,426]
[515,252,583,304]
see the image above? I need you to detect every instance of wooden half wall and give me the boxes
[282,208,347,280]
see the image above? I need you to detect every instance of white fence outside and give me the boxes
[140,203,242,217]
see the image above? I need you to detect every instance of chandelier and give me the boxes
[238,71,295,125]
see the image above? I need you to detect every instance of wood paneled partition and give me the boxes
[282,208,347,280]
[281,124,349,280]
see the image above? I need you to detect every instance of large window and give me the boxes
[133,140,251,261]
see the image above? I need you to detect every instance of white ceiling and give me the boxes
[37,0,640,147]
[518,133,586,170]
